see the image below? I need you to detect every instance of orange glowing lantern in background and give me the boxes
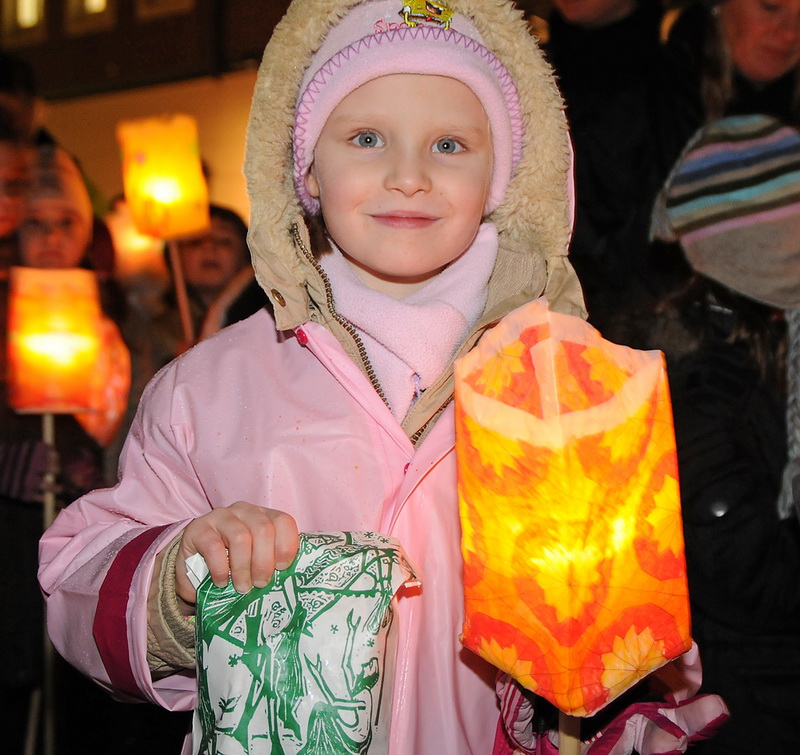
[7,266,103,413]
[455,298,691,733]
[105,197,167,281]
[116,113,209,241]
[117,113,210,345]
[6,265,111,755]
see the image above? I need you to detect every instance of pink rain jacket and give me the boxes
[39,1,585,753]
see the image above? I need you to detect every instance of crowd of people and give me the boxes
[0,0,798,752]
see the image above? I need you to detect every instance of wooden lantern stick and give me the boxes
[559,710,581,755]
[167,238,195,346]
[40,412,57,755]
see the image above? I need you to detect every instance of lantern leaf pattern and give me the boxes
[455,298,691,717]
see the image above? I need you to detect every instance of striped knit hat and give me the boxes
[293,0,523,216]
[651,113,800,309]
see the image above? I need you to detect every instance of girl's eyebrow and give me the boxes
[329,114,490,140]
[327,112,387,128]
[439,123,491,141]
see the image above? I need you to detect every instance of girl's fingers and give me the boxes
[271,511,300,571]
[234,505,300,589]
[176,502,300,600]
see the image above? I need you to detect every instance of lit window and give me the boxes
[85,0,107,12]
[2,0,46,45]
[16,0,41,29]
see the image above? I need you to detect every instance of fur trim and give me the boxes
[244,0,583,333]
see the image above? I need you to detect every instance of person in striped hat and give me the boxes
[650,112,800,754]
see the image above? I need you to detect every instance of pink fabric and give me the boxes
[39,309,499,754]
[321,222,498,418]
[93,524,171,699]
[293,0,523,213]
[493,644,730,755]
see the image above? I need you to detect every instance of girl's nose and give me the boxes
[384,149,432,196]
[43,225,62,241]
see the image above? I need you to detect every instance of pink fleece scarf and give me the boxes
[320,223,498,420]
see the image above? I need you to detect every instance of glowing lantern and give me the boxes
[116,113,209,240]
[455,297,691,719]
[105,197,167,281]
[7,266,104,413]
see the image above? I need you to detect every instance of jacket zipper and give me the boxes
[290,223,390,409]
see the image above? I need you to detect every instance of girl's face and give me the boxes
[720,0,800,85]
[306,74,493,297]
[19,199,88,269]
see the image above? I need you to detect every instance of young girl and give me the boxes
[38,1,717,753]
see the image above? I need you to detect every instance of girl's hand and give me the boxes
[175,501,299,605]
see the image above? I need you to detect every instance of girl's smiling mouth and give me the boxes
[370,211,439,229]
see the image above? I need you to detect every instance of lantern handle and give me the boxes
[39,412,57,755]
[167,239,196,346]
[559,710,581,755]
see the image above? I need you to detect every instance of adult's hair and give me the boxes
[660,273,788,390]
[0,48,37,100]
[210,204,248,246]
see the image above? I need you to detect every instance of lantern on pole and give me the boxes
[454,297,691,751]
[6,265,107,755]
[117,113,210,344]
[7,266,103,415]
[117,113,209,240]
[105,197,167,281]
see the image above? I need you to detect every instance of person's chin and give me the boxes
[35,253,71,269]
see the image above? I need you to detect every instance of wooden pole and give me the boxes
[559,709,581,755]
[41,412,57,755]
[167,238,195,346]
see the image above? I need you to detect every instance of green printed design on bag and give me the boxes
[193,531,416,755]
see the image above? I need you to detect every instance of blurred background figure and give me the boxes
[529,0,702,344]
[149,202,268,370]
[0,142,125,755]
[0,47,56,147]
[0,119,30,268]
[648,113,800,754]
[19,145,94,269]
[0,48,41,144]
[667,0,800,125]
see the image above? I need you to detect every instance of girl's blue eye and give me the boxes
[433,138,462,154]
[352,131,383,148]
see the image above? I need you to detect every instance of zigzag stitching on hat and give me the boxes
[298,24,524,170]
[305,25,517,93]
[293,23,529,206]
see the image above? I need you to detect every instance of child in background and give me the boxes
[38,1,722,752]
[649,113,800,754]
[150,204,269,369]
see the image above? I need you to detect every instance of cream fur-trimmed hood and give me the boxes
[243,0,585,439]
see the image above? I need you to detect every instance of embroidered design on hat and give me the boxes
[401,1,455,29]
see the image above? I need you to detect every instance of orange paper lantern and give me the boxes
[104,198,168,281]
[117,113,209,240]
[455,297,691,717]
[7,267,103,413]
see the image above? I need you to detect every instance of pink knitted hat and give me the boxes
[293,0,523,215]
